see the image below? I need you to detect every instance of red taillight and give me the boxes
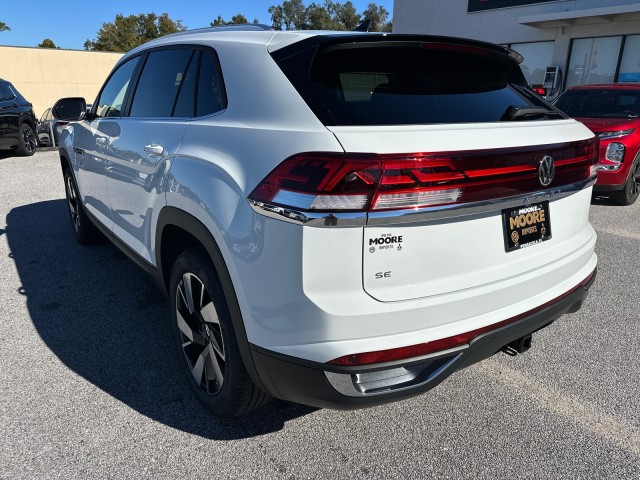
[248,140,598,213]
[329,270,596,367]
[249,153,380,211]
[249,153,465,212]
[533,87,547,96]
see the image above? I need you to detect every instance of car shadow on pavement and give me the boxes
[6,199,317,440]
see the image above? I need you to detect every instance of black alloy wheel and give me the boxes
[63,168,100,244]
[16,123,37,156]
[613,157,640,206]
[176,271,227,395]
[169,248,270,417]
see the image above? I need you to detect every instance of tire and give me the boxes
[611,156,640,206]
[15,123,37,156]
[169,247,271,417]
[63,168,101,244]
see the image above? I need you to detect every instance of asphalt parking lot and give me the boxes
[1,150,639,479]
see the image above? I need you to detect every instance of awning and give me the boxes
[519,3,640,28]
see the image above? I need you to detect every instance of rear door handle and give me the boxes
[95,137,107,146]
[144,144,165,156]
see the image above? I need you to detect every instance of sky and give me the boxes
[0,0,395,50]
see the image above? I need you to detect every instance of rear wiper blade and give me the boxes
[501,105,554,121]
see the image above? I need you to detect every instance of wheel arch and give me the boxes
[59,150,71,174]
[19,112,36,131]
[155,206,267,392]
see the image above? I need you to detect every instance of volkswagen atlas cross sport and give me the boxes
[54,25,598,417]
[555,84,640,205]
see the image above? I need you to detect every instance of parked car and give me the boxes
[0,78,37,156]
[37,107,70,147]
[554,84,640,205]
[54,26,598,417]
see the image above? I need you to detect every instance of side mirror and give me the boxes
[52,97,87,121]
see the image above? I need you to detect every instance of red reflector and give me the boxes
[328,270,595,367]
[533,88,546,96]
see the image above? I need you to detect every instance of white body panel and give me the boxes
[328,119,593,154]
[60,29,598,372]
[229,188,596,363]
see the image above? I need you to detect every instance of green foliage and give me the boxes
[0,21,10,32]
[84,13,187,52]
[362,3,392,32]
[37,38,58,49]
[210,13,250,27]
[268,0,391,31]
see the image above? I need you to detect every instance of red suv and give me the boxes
[555,84,640,205]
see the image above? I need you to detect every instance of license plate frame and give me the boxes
[502,201,551,253]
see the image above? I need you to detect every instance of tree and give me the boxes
[269,0,308,30]
[334,1,360,30]
[268,1,391,31]
[306,2,338,30]
[210,13,249,27]
[84,13,186,52]
[37,39,58,48]
[0,21,9,32]
[362,3,392,32]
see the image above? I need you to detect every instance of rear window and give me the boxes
[274,39,557,126]
[555,89,640,119]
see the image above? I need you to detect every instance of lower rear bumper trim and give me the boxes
[249,269,596,409]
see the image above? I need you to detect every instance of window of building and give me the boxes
[510,41,554,86]
[566,36,623,88]
[618,35,640,84]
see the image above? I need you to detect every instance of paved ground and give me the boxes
[1,150,639,479]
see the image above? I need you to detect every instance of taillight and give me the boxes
[371,156,463,210]
[249,153,466,212]
[248,139,598,213]
[249,153,379,211]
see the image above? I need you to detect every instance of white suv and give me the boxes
[54,26,598,417]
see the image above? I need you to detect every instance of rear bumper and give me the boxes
[250,269,596,409]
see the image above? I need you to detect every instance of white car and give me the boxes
[54,26,598,416]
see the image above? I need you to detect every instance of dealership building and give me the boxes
[393,0,640,98]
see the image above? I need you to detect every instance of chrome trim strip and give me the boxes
[366,177,596,226]
[248,200,367,227]
[248,177,595,227]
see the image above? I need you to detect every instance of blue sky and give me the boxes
[1,0,395,50]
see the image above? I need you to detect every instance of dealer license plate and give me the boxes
[502,201,551,252]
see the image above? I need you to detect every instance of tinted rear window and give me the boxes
[555,89,640,119]
[275,40,555,126]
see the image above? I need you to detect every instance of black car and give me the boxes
[0,79,37,156]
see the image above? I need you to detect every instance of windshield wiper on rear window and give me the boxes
[501,105,556,121]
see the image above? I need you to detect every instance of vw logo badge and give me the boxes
[538,155,555,186]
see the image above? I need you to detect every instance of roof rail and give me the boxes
[163,24,274,39]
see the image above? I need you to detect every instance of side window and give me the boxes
[173,51,200,117]
[40,108,51,122]
[96,57,140,118]
[0,84,15,101]
[196,50,227,116]
[130,49,194,117]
